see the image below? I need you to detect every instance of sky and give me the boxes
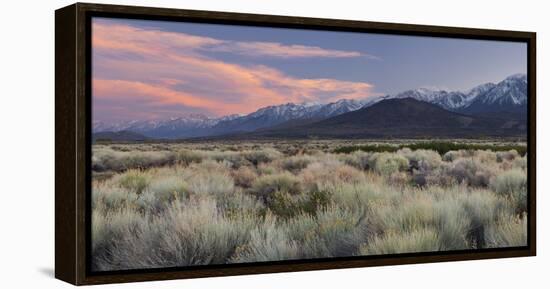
[92,17,527,123]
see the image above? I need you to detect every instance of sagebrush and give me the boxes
[92,141,528,271]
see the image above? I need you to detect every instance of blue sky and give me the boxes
[92,17,527,121]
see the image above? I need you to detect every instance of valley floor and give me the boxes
[91,140,528,271]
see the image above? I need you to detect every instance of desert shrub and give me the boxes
[374,197,436,233]
[340,151,371,171]
[204,150,248,168]
[442,150,468,162]
[372,153,408,176]
[398,148,442,172]
[119,170,150,195]
[231,215,300,263]
[333,144,399,154]
[321,181,367,209]
[329,181,397,216]
[231,166,258,188]
[91,210,108,253]
[93,197,256,270]
[156,198,255,266]
[175,149,203,165]
[433,199,470,250]
[361,228,440,255]
[267,191,304,219]
[443,149,489,162]
[389,171,410,187]
[125,151,175,169]
[336,142,526,156]
[447,158,495,187]
[300,162,364,191]
[133,191,166,214]
[310,205,366,257]
[423,163,457,187]
[473,150,497,164]
[267,189,332,219]
[459,190,504,248]
[109,144,132,152]
[93,186,130,212]
[148,175,188,202]
[491,169,527,213]
[251,172,302,202]
[184,169,234,196]
[496,150,519,162]
[92,148,126,171]
[256,162,282,175]
[512,155,527,170]
[92,142,528,269]
[242,148,283,166]
[92,147,176,172]
[91,207,147,270]
[334,165,366,183]
[284,213,318,243]
[280,155,314,173]
[305,189,333,214]
[485,213,527,248]
[218,192,263,218]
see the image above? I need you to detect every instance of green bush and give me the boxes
[119,170,150,195]
[251,172,302,198]
[372,153,409,175]
[491,169,527,212]
[242,148,283,166]
[231,215,300,263]
[485,214,527,248]
[176,149,203,165]
[361,228,440,255]
[280,155,314,173]
[459,191,503,248]
[335,142,526,156]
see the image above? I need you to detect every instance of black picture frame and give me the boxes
[55,2,536,285]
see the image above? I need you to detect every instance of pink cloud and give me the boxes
[93,79,245,116]
[92,22,222,56]
[92,21,377,118]
[211,41,362,58]
[93,22,366,59]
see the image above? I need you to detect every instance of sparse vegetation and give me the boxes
[334,141,527,156]
[92,140,528,271]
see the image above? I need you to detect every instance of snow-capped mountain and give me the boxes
[93,73,527,140]
[93,113,229,138]
[208,98,372,135]
[461,74,527,114]
[93,99,372,138]
[380,73,527,114]
[317,98,374,117]
[388,88,472,111]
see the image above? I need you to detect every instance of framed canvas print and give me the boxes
[55,3,536,285]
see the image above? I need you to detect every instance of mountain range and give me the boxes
[245,97,526,139]
[93,73,527,140]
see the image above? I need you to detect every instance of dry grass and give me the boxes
[91,141,528,271]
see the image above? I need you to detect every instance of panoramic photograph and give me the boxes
[90,17,528,271]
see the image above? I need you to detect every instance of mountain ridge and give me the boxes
[93,73,527,139]
[239,98,526,139]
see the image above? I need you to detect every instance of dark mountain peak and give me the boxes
[245,96,525,139]
[372,96,437,107]
[322,97,466,127]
